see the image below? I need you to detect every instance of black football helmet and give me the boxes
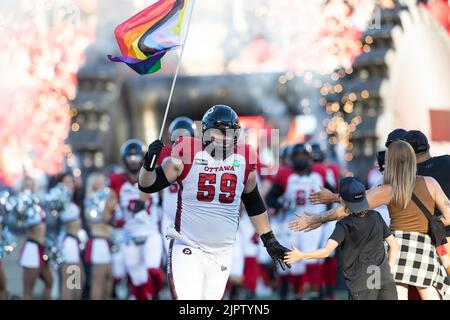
[279,144,292,166]
[290,143,311,158]
[290,143,312,172]
[120,139,146,174]
[168,116,194,143]
[310,143,325,163]
[201,105,241,158]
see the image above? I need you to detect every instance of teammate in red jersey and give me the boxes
[266,143,327,299]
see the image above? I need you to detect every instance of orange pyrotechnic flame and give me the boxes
[0,3,95,186]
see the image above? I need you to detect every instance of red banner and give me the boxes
[430,109,450,142]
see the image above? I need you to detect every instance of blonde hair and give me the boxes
[383,140,417,209]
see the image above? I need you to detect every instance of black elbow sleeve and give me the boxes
[242,185,267,217]
[138,166,171,193]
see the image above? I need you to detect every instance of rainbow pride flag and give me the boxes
[108,0,192,75]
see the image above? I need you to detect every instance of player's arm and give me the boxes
[284,240,338,264]
[243,171,270,234]
[138,140,182,193]
[259,178,273,199]
[288,206,348,232]
[242,171,290,270]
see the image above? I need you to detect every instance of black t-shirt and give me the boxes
[417,155,450,234]
[330,210,394,292]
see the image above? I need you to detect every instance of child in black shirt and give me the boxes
[285,177,399,300]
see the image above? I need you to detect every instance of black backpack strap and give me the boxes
[411,193,433,221]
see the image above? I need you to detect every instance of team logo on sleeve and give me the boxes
[182,248,192,255]
[221,266,227,272]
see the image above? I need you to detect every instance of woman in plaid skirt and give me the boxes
[290,140,450,300]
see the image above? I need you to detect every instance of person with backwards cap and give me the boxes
[285,177,399,300]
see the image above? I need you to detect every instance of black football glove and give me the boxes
[143,140,164,171]
[261,231,291,271]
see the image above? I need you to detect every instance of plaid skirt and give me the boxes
[391,231,450,300]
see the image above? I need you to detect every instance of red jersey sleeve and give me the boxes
[108,173,126,195]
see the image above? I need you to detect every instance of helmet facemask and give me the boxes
[124,153,144,174]
[291,151,312,174]
[120,139,146,175]
[203,127,241,159]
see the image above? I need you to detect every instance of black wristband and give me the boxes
[242,185,266,216]
[138,166,170,194]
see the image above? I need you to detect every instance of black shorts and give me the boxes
[349,281,398,300]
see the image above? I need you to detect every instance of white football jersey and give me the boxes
[170,137,256,253]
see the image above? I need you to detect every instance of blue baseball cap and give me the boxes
[339,177,369,213]
[402,130,429,154]
[385,128,407,147]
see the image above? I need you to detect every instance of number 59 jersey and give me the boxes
[171,137,257,253]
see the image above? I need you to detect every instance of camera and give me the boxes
[377,150,385,172]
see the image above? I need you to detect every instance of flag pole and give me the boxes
[149,0,196,170]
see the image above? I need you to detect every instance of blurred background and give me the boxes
[0,0,449,299]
